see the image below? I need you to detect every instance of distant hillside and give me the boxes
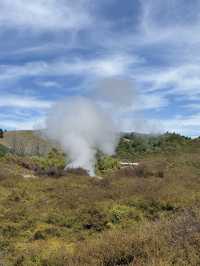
[0,130,53,156]
[117,132,200,159]
[0,130,199,158]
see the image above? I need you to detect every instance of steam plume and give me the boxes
[44,78,135,175]
[45,97,119,175]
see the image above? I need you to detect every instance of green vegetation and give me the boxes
[117,132,195,159]
[0,132,200,265]
[96,154,120,174]
[0,144,9,157]
[31,148,67,175]
[0,128,4,138]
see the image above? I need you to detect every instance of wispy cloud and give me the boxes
[134,64,200,98]
[0,108,46,130]
[0,0,92,32]
[35,80,61,88]
[0,94,52,109]
[0,54,140,81]
[0,0,199,135]
[139,0,200,46]
[0,117,45,130]
[161,113,200,137]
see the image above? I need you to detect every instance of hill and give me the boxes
[1,130,199,157]
[0,130,53,156]
[0,131,200,265]
[117,132,198,159]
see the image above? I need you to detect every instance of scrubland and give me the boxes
[0,132,200,265]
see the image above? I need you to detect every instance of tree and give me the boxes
[0,129,3,138]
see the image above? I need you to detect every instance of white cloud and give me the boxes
[133,63,200,99]
[139,0,200,46]
[0,0,199,136]
[119,114,163,134]
[0,94,52,109]
[120,113,200,137]
[0,0,91,32]
[0,54,139,81]
[161,113,200,137]
[184,103,200,110]
[36,80,61,88]
[135,93,169,111]
[0,117,45,130]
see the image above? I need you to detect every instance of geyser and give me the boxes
[45,96,120,175]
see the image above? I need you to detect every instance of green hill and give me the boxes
[117,132,198,159]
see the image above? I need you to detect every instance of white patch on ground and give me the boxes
[23,174,38,179]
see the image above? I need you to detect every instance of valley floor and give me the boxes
[0,144,200,265]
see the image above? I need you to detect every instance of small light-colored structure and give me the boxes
[23,174,38,179]
[120,162,139,168]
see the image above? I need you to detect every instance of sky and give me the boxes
[0,0,199,137]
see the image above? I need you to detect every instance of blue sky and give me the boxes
[0,0,199,137]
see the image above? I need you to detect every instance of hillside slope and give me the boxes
[0,130,53,155]
[0,134,200,265]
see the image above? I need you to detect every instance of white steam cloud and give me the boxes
[45,78,136,175]
[45,97,119,175]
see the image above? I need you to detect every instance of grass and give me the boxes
[0,133,200,265]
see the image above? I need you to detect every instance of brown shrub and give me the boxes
[64,168,89,176]
[90,178,111,189]
[112,161,166,179]
[36,167,64,177]
[59,210,200,265]
[0,168,9,181]
[112,167,137,178]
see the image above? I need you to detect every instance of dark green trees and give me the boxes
[0,129,3,138]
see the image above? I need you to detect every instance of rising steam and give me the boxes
[44,78,135,175]
[45,97,119,175]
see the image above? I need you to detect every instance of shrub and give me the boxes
[32,149,66,176]
[80,206,108,232]
[0,144,9,157]
[32,225,62,240]
[65,167,89,176]
[96,155,120,173]
[109,204,141,224]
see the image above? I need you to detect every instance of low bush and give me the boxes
[96,155,120,174]
[109,204,141,224]
[80,206,109,232]
[16,210,200,266]
[65,167,89,176]
[32,149,66,176]
[0,144,9,157]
